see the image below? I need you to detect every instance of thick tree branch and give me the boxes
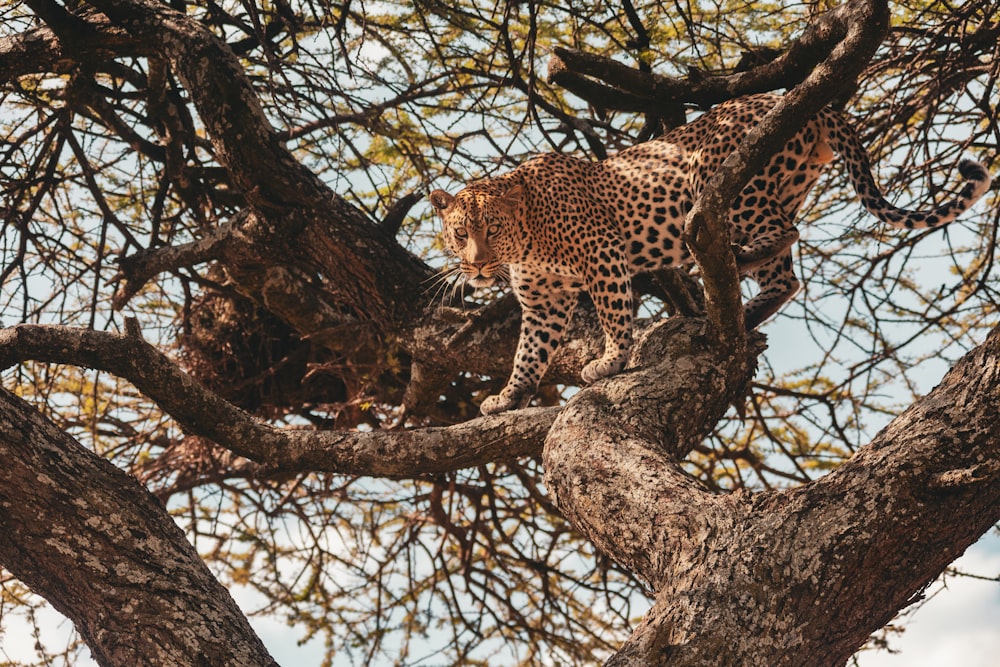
[0,387,278,667]
[542,245,1000,667]
[545,52,657,112]
[543,318,764,588]
[600,321,1000,667]
[684,0,889,360]
[0,323,553,476]
[540,4,997,664]
[547,0,863,111]
[0,9,142,83]
[63,0,432,332]
[381,190,424,236]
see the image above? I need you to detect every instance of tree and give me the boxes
[0,0,997,665]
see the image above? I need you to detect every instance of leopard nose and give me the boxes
[467,240,491,265]
[463,260,490,275]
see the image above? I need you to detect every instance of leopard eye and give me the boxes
[453,227,469,239]
[486,224,501,236]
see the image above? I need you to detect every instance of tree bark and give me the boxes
[537,2,1000,664]
[0,323,556,477]
[4,314,997,665]
[543,320,1000,667]
[74,0,432,338]
[2,1,998,665]
[0,387,278,667]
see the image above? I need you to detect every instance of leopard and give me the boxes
[429,93,992,416]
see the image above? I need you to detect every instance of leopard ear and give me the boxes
[429,189,454,212]
[502,183,524,205]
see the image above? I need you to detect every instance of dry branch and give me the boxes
[0,322,554,476]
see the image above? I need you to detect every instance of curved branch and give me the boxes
[600,320,1000,667]
[686,0,888,359]
[72,0,432,332]
[0,323,553,476]
[112,215,243,310]
[547,0,866,110]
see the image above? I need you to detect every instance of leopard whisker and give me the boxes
[495,265,511,285]
[421,265,460,289]
[450,275,465,309]
[422,273,447,302]
[423,266,467,308]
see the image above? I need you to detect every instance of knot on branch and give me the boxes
[545,51,566,82]
[928,461,1000,491]
[123,316,144,339]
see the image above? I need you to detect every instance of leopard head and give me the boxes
[429,181,524,288]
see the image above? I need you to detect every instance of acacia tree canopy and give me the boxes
[0,0,998,665]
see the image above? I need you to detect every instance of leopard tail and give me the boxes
[819,110,991,229]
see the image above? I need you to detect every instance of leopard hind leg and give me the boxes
[742,250,800,330]
[731,201,801,274]
[734,227,800,273]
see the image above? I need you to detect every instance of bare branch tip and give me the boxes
[546,52,567,82]
[123,317,144,340]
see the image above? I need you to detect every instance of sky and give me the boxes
[247,535,1000,666]
[1,5,996,664]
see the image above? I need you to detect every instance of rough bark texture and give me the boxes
[538,2,1000,663]
[80,0,432,341]
[542,321,1000,666]
[0,388,278,667]
[2,0,998,665]
[0,323,556,476]
[546,0,870,112]
[4,315,998,666]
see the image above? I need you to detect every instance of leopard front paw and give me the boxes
[580,356,626,384]
[480,391,520,415]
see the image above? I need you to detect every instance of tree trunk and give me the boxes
[0,388,278,667]
[3,316,997,666]
[544,319,1000,666]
